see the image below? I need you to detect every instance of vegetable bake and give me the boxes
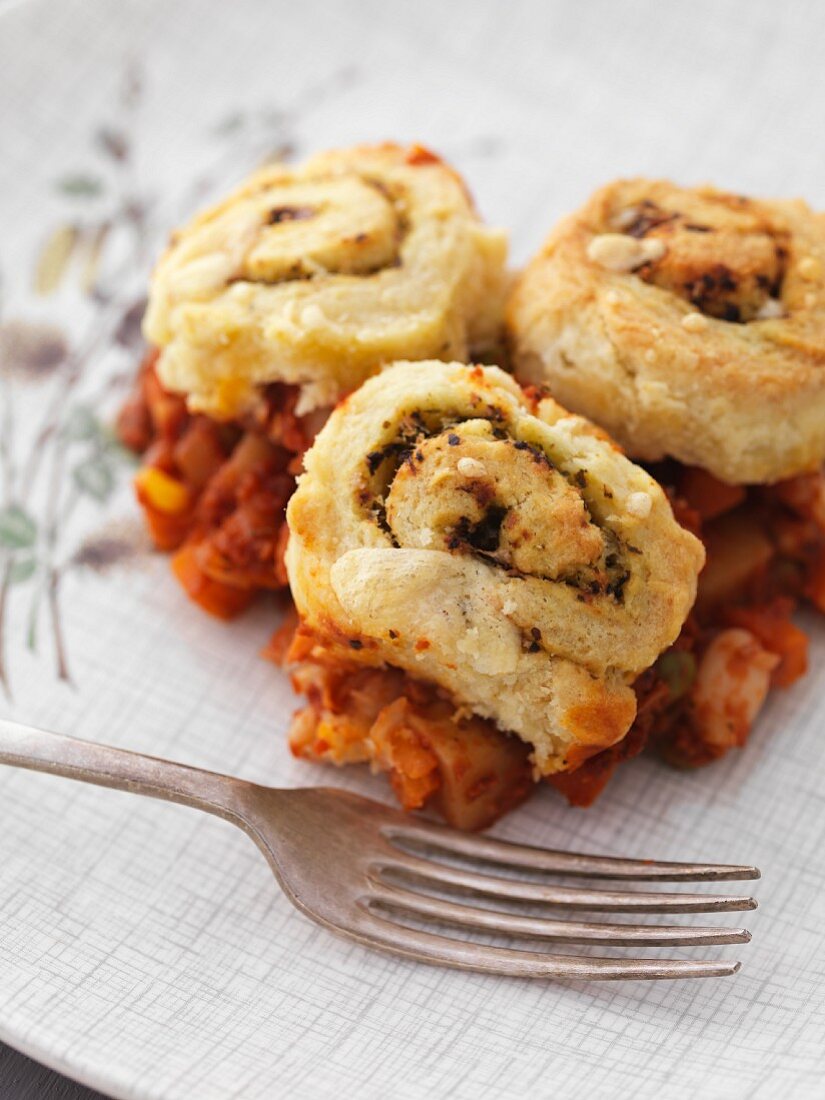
[119,163,825,828]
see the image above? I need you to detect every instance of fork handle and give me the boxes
[0,717,251,824]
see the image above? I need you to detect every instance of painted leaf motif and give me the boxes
[9,556,37,585]
[0,505,37,549]
[213,111,245,136]
[0,320,68,379]
[80,221,112,294]
[114,298,147,349]
[34,225,78,295]
[105,439,140,467]
[73,457,115,502]
[63,404,101,442]
[96,127,129,162]
[72,533,136,573]
[121,63,142,108]
[56,174,104,198]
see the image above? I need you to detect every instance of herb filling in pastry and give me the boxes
[281,360,703,827]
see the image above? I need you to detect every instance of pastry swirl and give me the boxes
[285,360,704,774]
[507,178,825,484]
[144,144,508,418]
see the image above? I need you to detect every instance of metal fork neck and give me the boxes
[0,717,252,825]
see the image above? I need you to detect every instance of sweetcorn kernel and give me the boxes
[135,467,191,514]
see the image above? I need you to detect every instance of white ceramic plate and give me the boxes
[1,1,824,1097]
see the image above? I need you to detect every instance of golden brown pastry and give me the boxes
[285,360,704,776]
[507,179,825,484]
[143,144,508,419]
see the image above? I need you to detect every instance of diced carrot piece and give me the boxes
[116,393,153,453]
[679,467,746,521]
[548,759,615,808]
[548,719,652,807]
[724,601,809,688]
[171,545,253,620]
[405,144,442,167]
[139,504,192,552]
[374,703,442,812]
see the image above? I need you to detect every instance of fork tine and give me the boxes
[382,822,761,882]
[374,853,758,913]
[368,883,752,946]
[348,907,742,980]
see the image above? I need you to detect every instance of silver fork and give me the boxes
[0,718,759,981]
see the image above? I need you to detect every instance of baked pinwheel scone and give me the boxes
[119,144,507,617]
[145,143,507,419]
[507,178,825,485]
[283,360,704,827]
[507,179,825,794]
